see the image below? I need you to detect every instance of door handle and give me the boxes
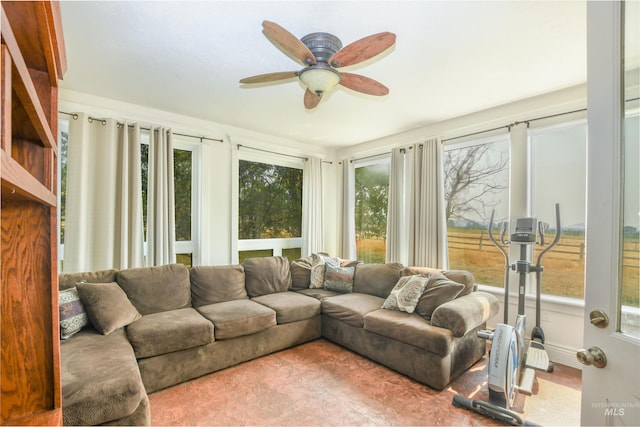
[576,346,607,368]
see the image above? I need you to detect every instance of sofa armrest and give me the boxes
[430,291,499,337]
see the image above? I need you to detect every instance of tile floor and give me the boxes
[149,339,582,426]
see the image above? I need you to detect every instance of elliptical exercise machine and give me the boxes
[453,204,562,426]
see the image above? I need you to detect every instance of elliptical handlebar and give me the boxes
[488,210,511,324]
[536,203,562,268]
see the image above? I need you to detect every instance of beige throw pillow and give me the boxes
[76,282,142,335]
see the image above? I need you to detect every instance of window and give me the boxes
[529,123,587,299]
[355,158,390,263]
[58,118,69,266]
[443,137,510,287]
[237,159,303,263]
[58,122,200,268]
[141,135,200,267]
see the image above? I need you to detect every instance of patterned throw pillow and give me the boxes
[309,253,340,289]
[323,263,355,293]
[382,275,429,314]
[59,287,88,339]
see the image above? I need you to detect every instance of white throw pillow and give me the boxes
[382,275,429,314]
[309,253,340,289]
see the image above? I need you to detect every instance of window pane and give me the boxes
[176,253,193,268]
[444,139,509,286]
[59,126,68,244]
[174,149,192,241]
[238,249,273,264]
[621,114,639,337]
[283,247,302,261]
[141,143,149,236]
[238,160,302,239]
[355,161,389,263]
[530,124,586,299]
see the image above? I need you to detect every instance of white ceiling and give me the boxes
[58,1,587,148]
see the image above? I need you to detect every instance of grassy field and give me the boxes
[356,230,639,306]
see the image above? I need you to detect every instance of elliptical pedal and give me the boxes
[525,341,550,371]
[518,367,535,395]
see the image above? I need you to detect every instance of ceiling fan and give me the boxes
[239,21,396,109]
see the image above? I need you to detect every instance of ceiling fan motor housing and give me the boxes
[301,32,343,64]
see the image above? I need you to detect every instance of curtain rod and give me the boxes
[441,107,588,143]
[59,111,224,143]
[350,152,391,163]
[236,144,308,161]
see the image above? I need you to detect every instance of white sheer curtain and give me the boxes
[146,127,176,266]
[340,159,356,259]
[302,156,324,256]
[64,113,144,272]
[407,138,448,268]
[386,147,409,264]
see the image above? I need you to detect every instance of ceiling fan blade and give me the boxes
[339,73,389,96]
[304,88,322,109]
[239,71,298,84]
[329,32,396,68]
[262,20,316,66]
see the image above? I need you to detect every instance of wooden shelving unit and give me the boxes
[0,1,66,425]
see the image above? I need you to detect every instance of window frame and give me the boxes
[233,150,304,263]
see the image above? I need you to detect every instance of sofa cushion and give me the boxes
[353,262,404,298]
[59,268,119,291]
[382,275,429,314]
[296,288,341,300]
[190,264,247,306]
[61,328,146,426]
[196,299,277,339]
[363,309,454,357]
[59,287,89,339]
[415,273,465,320]
[252,291,321,324]
[76,282,142,335]
[126,308,214,358]
[323,263,355,293]
[243,256,292,297]
[321,293,385,328]
[117,264,191,315]
[400,267,476,296]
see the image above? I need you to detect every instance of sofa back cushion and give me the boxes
[400,267,476,297]
[190,265,248,306]
[59,269,119,291]
[243,256,292,297]
[353,263,404,298]
[117,264,191,315]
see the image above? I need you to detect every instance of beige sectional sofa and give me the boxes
[58,256,498,426]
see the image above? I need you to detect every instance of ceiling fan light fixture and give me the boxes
[298,65,341,96]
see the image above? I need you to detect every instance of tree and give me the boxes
[355,164,389,240]
[238,160,302,240]
[444,142,508,226]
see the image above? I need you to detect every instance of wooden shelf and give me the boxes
[1,149,56,206]
[1,8,57,152]
[1,1,65,425]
